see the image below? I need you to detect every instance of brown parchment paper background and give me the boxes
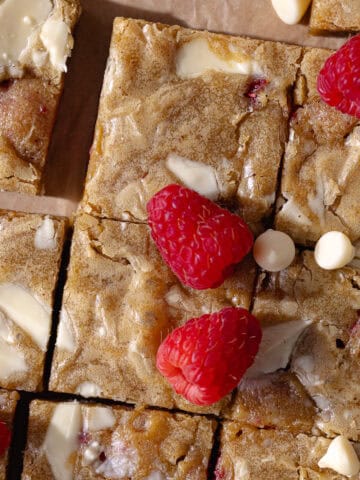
[0,0,349,218]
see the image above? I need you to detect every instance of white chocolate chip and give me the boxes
[253,229,296,272]
[34,217,57,250]
[43,402,82,480]
[176,37,262,79]
[76,382,102,398]
[40,18,73,72]
[86,407,116,432]
[271,0,312,25]
[166,153,219,200]
[0,283,51,351]
[318,436,360,477]
[315,231,355,270]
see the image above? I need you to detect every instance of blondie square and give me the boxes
[216,422,360,480]
[228,250,360,440]
[276,48,360,246]
[49,214,256,414]
[0,0,81,194]
[82,18,302,230]
[0,389,18,480]
[310,0,360,32]
[22,399,216,479]
[0,210,66,391]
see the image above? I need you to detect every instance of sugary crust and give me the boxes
[22,400,216,479]
[0,389,18,480]
[310,0,360,32]
[82,17,302,230]
[217,422,360,479]
[276,48,360,245]
[49,213,256,415]
[244,251,360,440]
[0,210,66,391]
[0,0,81,194]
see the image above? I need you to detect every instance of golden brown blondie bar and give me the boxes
[0,0,81,194]
[216,422,360,479]
[82,18,302,231]
[310,0,360,32]
[276,48,360,245]
[228,250,360,441]
[0,210,66,391]
[22,399,215,480]
[49,214,256,415]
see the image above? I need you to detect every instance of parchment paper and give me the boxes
[0,0,349,218]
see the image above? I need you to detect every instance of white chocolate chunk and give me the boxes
[315,231,355,270]
[0,0,51,69]
[43,402,82,480]
[87,407,116,432]
[76,381,102,398]
[166,153,219,200]
[56,309,76,353]
[318,436,360,477]
[253,229,296,272]
[271,0,312,25]
[40,18,73,72]
[176,38,262,79]
[0,339,27,379]
[244,319,311,378]
[0,283,51,351]
[34,217,57,250]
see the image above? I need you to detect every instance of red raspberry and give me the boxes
[156,307,262,405]
[147,185,253,290]
[0,421,11,457]
[317,34,360,118]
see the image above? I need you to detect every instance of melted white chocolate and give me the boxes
[176,37,262,79]
[43,402,82,480]
[40,17,73,72]
[0,0,52,69]
[0,283,51,351]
